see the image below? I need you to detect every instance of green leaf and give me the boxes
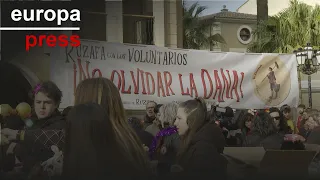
[183,2,226,49]
[249,0,320,53]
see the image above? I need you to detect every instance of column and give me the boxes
[153,0,166,47]
[165,0,178,48]
[106,0,123,43]
[175,0,183,48]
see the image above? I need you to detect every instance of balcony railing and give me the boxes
[122,14,154,45]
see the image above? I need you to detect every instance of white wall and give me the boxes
[237,0,320,16]
[229,48,247,53]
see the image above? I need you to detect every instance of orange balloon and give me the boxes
[16,102,31,119]
[0,104,13,117]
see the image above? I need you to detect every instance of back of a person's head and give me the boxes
[74,78,121,114]
[62,106,73,117]
[223,106,234,117]
[304,117,319,130]
[252,111,276,137]
[159,102,178,126]
[74,78,150,172]
[309,112,320,124]
[269,107,280,114]
[280,104,291,113]
[305,108,317,115]
[63,103,120,179]
[154,104,163,114]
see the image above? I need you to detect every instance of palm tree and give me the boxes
[183,2,225,49]
[257,0,268,24]
[248,0,320,53]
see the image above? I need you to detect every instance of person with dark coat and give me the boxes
[243,110,284,150]
[149,102,179,177]
[238,112,254,146]
[128,117,153,147]
[143,101,157,129]
[306,125,320,177]
[61,106,73,118]
[145,104,162,137]
[172,97,227,179]
[1,81,65,179]
[269,107,291,134]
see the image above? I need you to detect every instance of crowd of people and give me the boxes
[0,77,320,180]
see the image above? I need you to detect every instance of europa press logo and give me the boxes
[1,8,81,51]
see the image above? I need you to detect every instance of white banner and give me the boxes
[50,40,299,110]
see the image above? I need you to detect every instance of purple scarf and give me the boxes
[149,126,178,155]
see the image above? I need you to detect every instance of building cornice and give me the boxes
[214,17,256,24]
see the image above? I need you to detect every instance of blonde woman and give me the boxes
[149,102,179,176]
[149,102,179,157]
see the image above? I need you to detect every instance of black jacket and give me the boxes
[244,132,284,150]
[133,127,154,147]
[174,122,227,179]
[14,112,66,172]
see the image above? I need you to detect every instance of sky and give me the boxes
[184,0,247,16]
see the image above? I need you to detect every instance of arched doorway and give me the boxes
[9,62,40,88]
[0,62,35,107]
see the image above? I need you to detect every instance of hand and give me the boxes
[160,146,167,154]
[153,120,160,126]
[1,128,19,141]
[6,142,17,154]
[41,145,63,176]
[293,134,306,142]
[284,134,306,142]
[142,144,149,152]
[248,109,255,115]
[171,164,183,172]
[1,134,10,145]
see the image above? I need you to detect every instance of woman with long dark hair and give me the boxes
[74,78,152,177]
[243,110,284,149]
[63,103,146,180]
[238,112,254,145]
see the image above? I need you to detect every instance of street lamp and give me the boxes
[294,43,320,108]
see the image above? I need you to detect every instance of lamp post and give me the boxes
[294,43,320,108]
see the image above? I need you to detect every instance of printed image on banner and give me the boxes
[252,56,291,106]
[50,40,299,110]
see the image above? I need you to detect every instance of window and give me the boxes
[237,25,252,45]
